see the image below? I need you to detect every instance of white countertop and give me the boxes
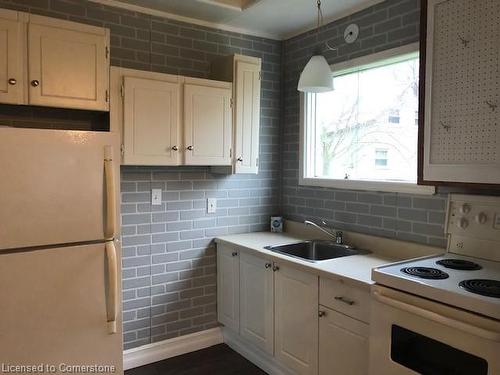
[215,231,400,288]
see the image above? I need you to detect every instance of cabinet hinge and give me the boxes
[230,98,233,108]
[120,144,124,156]
[105,46,109,59]
[256,158,259,167]
[259,71,261,80]
[105,89,109,102]
[229,148,232,158]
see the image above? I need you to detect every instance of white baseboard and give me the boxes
[222,328,293,375]
[123,327,223,370]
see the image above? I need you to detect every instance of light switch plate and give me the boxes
[207,198,217,213]
[151,189,162,206]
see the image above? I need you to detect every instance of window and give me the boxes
[388,110,400,124]
[375,148,388,167]
[300,44,434,194]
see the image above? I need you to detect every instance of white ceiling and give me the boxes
[95,0,384,40]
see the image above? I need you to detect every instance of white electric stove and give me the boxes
[372,253,500,320]
[369,194,500,375]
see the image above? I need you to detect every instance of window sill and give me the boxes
[299,176,436,195]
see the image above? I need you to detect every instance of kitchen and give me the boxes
[0,0,498,374]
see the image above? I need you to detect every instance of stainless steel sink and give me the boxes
[264,240,370,262]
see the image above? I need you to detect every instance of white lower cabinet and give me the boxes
[275,263,319,375]
[217,245,240,332]
[217,245,371,375]
[319,307,369,375]
[239,252,274,355]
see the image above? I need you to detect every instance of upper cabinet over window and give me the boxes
[0,9,110,111]
[420,0,500,185]
[211,54,262,174]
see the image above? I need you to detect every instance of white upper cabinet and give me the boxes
[111,68,233,167]
[0,9,25,104]
[0,11,109,111]
[184,80,232,166]
[28,15,109,111]
[211,54,262,174]
[275,263,319,375]
[422,0,500,184]
[234,58,261,173]
[123,76,181,165]
[239,252,274,355]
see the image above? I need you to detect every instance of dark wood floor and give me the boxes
[125,344,268,375]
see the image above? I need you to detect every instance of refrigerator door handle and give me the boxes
[104,145,116,240]
[105,240,118,334]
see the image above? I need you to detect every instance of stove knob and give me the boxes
[475,212,488,224]
[457,217,469,229]
[460,204,471,214]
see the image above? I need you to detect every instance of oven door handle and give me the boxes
[373,290,500,342]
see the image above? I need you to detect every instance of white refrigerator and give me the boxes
[0,128,123,373]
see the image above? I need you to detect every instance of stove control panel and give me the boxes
[447,195,500,239]
[447,194,500,260]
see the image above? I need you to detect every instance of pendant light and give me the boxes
[297,0,334,93]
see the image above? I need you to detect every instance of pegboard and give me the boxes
[429,0,500,165]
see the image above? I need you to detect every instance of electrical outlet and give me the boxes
[151,189,162,206]
[207,198,217,214]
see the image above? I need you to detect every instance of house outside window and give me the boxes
[375,148,388,167]
[300,43,434,194]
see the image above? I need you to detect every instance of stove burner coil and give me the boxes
[401,267,449,280]
[436,259,482,271]
[459,279,500,298]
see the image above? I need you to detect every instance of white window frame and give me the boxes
[299,43,435,195]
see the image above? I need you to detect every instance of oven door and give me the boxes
[369,285,500,375]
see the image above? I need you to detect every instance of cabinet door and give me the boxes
[123,77,181,165]
[217,245,240,332]
[28,15,109,111]
[234,60,261,174]
[421,0,500,184]
[319,307,369,375]
[184,83,232,165]
[275,264,318,375]
[240,252,274,354]
[0,10,24,104]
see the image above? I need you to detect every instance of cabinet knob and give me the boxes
[272,264,280,272]
[171,146,178,151]
[231,252,238,257]
[334,296,355,306]
[31,80,40,87]
[265,263,272,269]
[237,156,243,162]
[8,78,16,85]
[187,145,193,151]
[318,310,326,318]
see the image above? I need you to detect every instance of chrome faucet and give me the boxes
[304,220,344,245]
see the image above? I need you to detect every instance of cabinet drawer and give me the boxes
[319,277,370,323]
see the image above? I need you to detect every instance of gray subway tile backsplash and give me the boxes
[0,0,452,352]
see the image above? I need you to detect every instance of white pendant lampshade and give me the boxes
[297,55,334,93]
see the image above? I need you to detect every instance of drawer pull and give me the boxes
[335,296,355,305]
